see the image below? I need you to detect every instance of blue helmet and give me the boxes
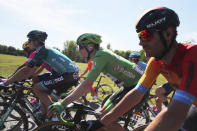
[129,52,141,59]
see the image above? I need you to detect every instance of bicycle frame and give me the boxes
[0,83,43,128]
[0,80,74,129]
[0,99,17,128]
[95,75,105,89]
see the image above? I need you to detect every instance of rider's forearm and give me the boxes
[63,80,93,105]
[101,89,144,126]
[79,69,88,78]
[145,100,190,131]
[10,64,26,77]
[4,66,36,86]
[33,66,44,76]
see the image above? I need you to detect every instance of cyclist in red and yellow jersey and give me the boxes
[77,7,197,131]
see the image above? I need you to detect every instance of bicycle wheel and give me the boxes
[33,121,77,131]
[0,102,28,131]
[96,84,113,102]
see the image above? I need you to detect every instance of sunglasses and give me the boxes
[138,30,153,41]
[79,45,86,50]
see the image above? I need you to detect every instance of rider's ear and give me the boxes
[165,27,174,42]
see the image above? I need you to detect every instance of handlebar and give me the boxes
[57,113,74,126]
[0,81,32,95]
[56,102,101,126]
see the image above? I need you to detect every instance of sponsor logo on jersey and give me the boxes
[115,54,121,60]
[52,58,56,62]
[113,64,135,79]
[59,57,66,62]
[106,73,124,87]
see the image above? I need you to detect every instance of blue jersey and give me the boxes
[28,46,79,75]
[137,61,147,71]
[134,61,147,75]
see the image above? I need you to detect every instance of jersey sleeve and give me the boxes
[87,61,93,71]
[24,58,33,65]
[135,58,161,93]
[173,47,197,105]
[41,62,46,68]
[86,55,107,82]
[138,58,160,88]
[24,51,36,65]
[28,47,48,68]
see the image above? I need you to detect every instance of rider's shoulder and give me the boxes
[178,43,197,60]
[94,48,110,57]
[34,46,49,58]
[148,57,161,64]
[35,46,48,53]
[146,57,163,69]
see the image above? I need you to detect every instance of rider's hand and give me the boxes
[49,100,67,114]
[0,78,7,82]
[0,82,5,87]
[80,120,104,131]
[79,74,82,78]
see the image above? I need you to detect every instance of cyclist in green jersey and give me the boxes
[49,33,143,130]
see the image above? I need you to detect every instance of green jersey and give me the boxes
[86,49,142,87]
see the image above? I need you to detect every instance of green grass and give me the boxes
[0,54,27,77]
[0,54,166,95]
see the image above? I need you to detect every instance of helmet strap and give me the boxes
[155,31,177,61]
[84,46,95,61]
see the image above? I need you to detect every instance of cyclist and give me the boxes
[22,42,56,85]
[8,41,54,84]
[79,7,197,131]
[23,41,35,57]
[129,52,146,72]
[155,82,175,112]
[49,33,143,130]
[79,60,98,100]
[78,60,96,100]
[79,61,93,78]
[8,41,35,77]
[1,30,79,117]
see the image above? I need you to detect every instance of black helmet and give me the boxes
[27,30,48,43]
[136,7,180,33]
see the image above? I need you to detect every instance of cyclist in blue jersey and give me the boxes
[3,30,79,116]
[129,52,147,74]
